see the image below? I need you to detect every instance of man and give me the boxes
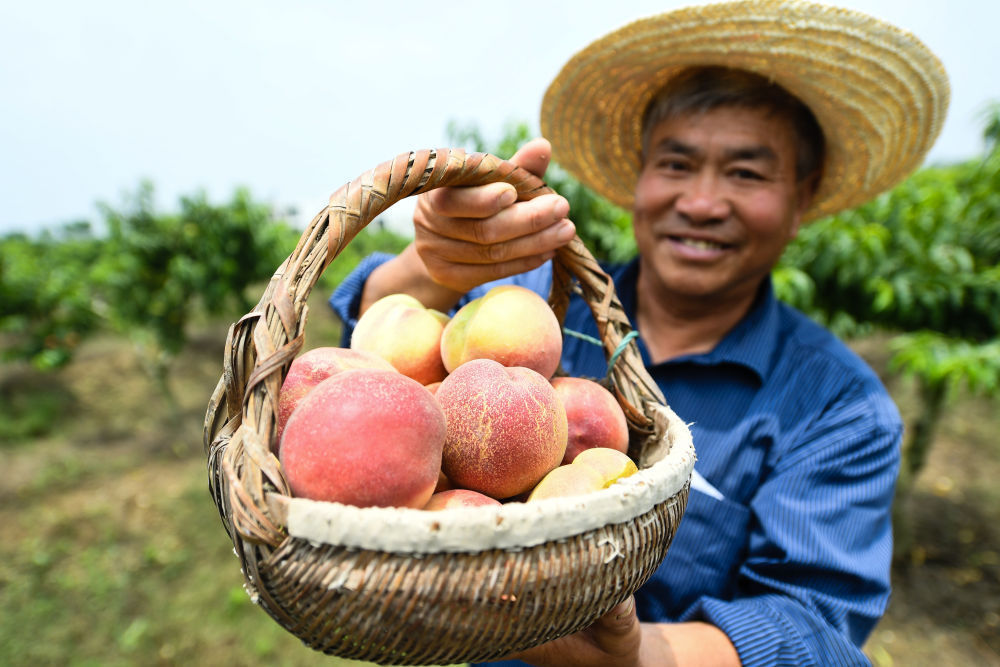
[330,2,949,664]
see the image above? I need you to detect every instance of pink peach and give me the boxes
[436,359,568,499]
[275,346,395,450]
[279,368,446,508]
[551,376,630,464]
[423,489,502,511]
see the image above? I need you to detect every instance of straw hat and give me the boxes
[540,0,950,221]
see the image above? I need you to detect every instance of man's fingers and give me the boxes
[420,251,556,294]
[420,137,554,220]
[421,194,571,246]
[509,137,554,178]
[606,597,640,636]
[417,217,575,266]
[499,597,643,667]
[421,181,516,219]
[587,597,642,663]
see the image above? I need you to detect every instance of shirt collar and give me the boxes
[613,258,781,384]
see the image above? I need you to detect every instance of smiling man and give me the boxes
[329,2,949,665]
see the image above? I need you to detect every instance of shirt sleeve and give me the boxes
[681,379,902,666]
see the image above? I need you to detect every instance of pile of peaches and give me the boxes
[275,285,637,511]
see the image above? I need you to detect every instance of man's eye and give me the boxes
[732,168,764,180]
[656,159,689,171]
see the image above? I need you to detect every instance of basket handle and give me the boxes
[205,148,664,548]
[324,148,554,267]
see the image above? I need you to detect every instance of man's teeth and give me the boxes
[678,238,725,250]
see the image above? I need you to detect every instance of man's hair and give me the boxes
[641,66,826,184]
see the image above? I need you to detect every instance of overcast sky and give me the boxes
[2,0,997,235]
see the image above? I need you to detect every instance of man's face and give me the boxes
[633,106,813,306]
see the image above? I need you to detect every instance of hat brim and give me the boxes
[540,0,950,221]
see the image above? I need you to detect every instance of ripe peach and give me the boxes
[440,285,562,379]
[433,470,454,493]
[351,293,450,385]
[551,376,630,464]
[423,489,502,511]
[526,463,605,502]
[275,346,395,450]
[571,447,638,488]
[279,369,446,508]
[436,358,568,499]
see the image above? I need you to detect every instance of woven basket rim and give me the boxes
[271,402,693,553]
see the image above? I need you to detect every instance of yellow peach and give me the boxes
[351,293,450,385]
[571,447,638,488]
[440,285,562,379]
[526,463,605,502]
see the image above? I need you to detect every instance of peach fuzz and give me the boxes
[435,358,568,500]
[527,463,605,502]
[351,293,450,385]
[572,447,638,488]
[423,489,502,511]
[551,376,630,464]
[440,284,562,379]
[275,346,395,450]
[279,368,446,508]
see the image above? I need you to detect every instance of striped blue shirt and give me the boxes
[330,254,902,666]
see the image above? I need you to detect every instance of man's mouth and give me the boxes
[668,235,733,251]
[673,236,728,250]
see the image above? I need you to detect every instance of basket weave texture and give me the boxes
[203,148,693,665]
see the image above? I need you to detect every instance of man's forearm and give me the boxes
[359,243,465,315]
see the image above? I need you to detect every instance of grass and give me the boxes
[1,293,998,666]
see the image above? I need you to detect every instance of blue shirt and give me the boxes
[330,254,902,667]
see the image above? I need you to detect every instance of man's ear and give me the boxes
[791,170,822,235]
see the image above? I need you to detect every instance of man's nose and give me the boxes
[674,173,730,223]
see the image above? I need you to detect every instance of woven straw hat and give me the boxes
[540,0,950,221]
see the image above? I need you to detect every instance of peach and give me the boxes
[551,377,630,464]
[433,470,454,494]
[424,381,443,395]
[526,463,605,502]
[435,358,568,499]
[572,447,638,488]
[275,346,395,450]
[351,293,450,385]
[423,489,502,511]
[440,285,562,379]
[279,368,446,508]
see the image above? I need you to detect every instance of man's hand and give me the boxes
[500,601,743,667]
[411,137,576,295]
[504,597,653,667]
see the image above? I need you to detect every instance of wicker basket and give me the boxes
[203,148,694,666]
